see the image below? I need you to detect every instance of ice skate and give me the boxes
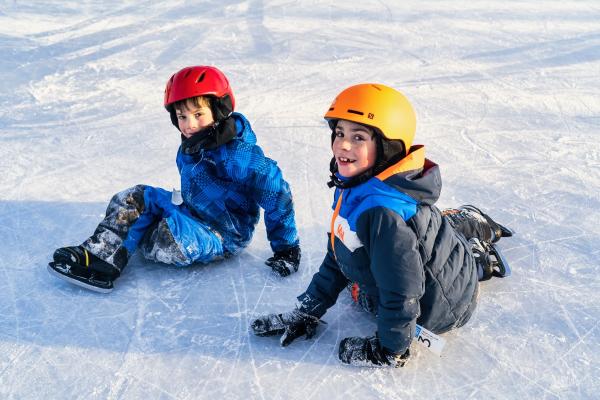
[470,238,512,281]
[460,205,513,243]
[47,246,119,293]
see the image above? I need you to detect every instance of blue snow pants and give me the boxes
[82,185,224,272]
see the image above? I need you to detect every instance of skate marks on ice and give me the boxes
[2,0,600,398]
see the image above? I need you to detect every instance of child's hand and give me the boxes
[265,246,301,277]
[338,335,410,368]
[250,309,319,346]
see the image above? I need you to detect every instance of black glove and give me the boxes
[338,334,409,368]
[265,246,301,277]
[251,308,319,346]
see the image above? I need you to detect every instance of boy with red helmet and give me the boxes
[251,83,513,367]
[48,66,300,292]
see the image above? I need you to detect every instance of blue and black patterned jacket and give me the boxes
[176,112,299,254]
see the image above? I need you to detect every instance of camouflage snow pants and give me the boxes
[82,185,224,274]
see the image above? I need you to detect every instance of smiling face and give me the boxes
[174,97,215,138]
[332,119,377,178]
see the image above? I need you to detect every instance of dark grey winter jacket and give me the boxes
[297,146,478,354]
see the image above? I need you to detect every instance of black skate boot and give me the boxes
[460,205,513,243]
[470,238,511,281]
[47,246,120,293]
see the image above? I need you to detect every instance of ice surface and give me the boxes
[1,1,599,399]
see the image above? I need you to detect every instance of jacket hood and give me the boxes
[231,112,257,145]
[375,145,441,205]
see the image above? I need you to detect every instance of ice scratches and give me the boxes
[108,364,180,400]
[273,328,330,400]
[3,0,600,398]
[182,256,267,400]
[459,128,503,165]
[554,319,599,366]
[0,346,28,384]
[286,306,349,400]
[451,334,562,399]
[107,273,143,399]
[0,264,20,347]
[243,257,288,400]
[468,275,597,397]
[222,265,248,396]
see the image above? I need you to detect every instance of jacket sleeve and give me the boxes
[356,207,425,354]
[296,242,348,318]
[246,149,299,251]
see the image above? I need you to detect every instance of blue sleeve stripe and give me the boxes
[337,179,418,231]
[347,196,417,231]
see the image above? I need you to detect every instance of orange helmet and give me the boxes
[324,83,416,150]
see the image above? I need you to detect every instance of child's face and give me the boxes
[175,99,215,138]
[332,119,377,178]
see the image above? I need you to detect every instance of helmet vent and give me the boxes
[328,107,334,111]
[347,109,364,116]
[196,72,206,83]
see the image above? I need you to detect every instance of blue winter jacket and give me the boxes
[297,146,478,354]
[176,112,299,254]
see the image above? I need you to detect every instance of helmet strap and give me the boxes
[210,94,234,122]
[327,157,375,189]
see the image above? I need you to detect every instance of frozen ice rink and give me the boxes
[1,1,599,398]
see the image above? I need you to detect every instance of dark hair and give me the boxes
[172,96,211,112]
[374,131,406,169]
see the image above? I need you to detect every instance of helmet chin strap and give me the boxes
[327,158,375,189]
[326,149,407,189]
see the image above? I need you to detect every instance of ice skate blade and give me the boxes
[47,263,113,293]
[490,244,512,278]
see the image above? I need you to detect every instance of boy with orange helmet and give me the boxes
[48,66,300,292]
[251,83,512,367]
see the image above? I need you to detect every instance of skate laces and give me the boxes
[54,246,90,267]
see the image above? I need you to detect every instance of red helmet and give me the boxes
[164,66,235,110]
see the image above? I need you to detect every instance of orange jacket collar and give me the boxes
[375,145,425,181]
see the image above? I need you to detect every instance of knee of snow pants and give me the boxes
[122,185,188,253]
[141,211,224,266]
